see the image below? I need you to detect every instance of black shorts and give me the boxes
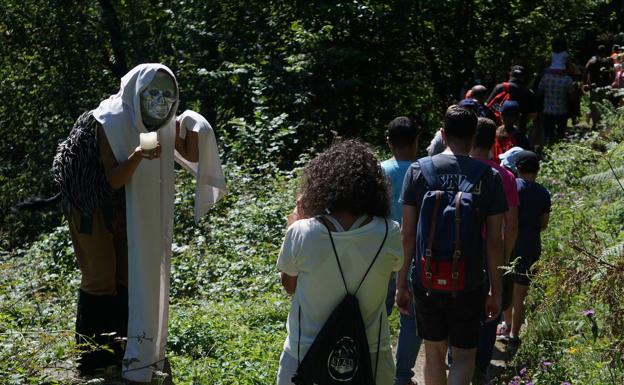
[412,286,486,349]
[501,272,514,311]
[513,255,538,286]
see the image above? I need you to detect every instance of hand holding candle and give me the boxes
[138,132,160,160]
[140,132,158,150]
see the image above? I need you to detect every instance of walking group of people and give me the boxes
[41,38,611,385]
[455,38,623,157]
[273,42,589,384]
[277,108,551,385]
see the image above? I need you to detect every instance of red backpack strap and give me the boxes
[451,191,463,295]
[424,191,442,292]
[487,83,510,109]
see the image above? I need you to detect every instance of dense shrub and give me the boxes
[2,1,624,384]
[2,0,621,246]
[496,102,624,385]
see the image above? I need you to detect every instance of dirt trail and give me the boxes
[406,340,510,384]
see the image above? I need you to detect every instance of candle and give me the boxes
[139,132,158,150]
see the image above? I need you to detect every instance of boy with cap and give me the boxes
[505,151,551,346]
[492,101,531,160]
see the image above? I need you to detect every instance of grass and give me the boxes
[1,103,623,384]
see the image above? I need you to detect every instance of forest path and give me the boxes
[401,339,511,384]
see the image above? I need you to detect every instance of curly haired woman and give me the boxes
[276,139,403,385]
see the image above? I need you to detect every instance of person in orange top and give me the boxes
[492,101,530,160]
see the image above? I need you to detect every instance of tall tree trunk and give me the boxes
[98,0,127,79]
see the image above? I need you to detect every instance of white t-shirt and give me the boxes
[277,217,403,360]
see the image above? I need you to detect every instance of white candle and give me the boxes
[139,132,158,150]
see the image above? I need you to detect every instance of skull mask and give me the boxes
[140,70,177,131]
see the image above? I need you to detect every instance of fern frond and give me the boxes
[598,184,624,201]
[582,166,624,184]
[601,242,624,260]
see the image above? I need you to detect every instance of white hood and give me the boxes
[93,63,179,140]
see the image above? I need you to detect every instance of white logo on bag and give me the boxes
[327,336,358,381]
[438,174,483,194]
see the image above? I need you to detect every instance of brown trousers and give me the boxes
[68,206,128,296]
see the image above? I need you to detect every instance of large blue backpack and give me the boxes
[415,156,489,294]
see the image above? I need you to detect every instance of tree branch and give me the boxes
[98,0,127,79]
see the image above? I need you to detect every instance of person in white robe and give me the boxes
[54,63,225,382]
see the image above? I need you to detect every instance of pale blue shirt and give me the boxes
[381,158,414,224]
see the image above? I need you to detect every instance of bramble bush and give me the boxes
[495,101,624,385]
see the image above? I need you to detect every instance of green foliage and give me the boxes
[168,297,287,385]
[0,164,298,384]
[2,0,624,383]
[2,0,619,246]
[496,102,624,385]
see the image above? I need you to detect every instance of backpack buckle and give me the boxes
[451,272,459,279]
[425,272,432,279]
[453,250,461,259]
[425,249,432,257]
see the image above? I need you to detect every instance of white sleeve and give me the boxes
[174,110,227,222]
[277,224,303,276]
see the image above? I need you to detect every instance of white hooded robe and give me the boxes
[92,63,226,382]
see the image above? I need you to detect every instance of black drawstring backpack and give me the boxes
[292,217,388,385]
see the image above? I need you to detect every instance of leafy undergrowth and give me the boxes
[3,106,623,384]
[494,104,624,385]
[0,165,298,384]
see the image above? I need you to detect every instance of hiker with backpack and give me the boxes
[277,139,403,385]
[585,44,615,88]
[492,101,531,160]
[381,117,422,385]
[469,117,519,384]
[487,65,537,134]
[396,105,507,385]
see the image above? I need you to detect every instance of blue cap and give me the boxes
[498,146,524,174]
[458,98,480,112]
[501,100,520,116]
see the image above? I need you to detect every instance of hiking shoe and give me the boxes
[508,336,521,347]
[471,366,486,385]
[396,380,418,385]
[496,321,510,341]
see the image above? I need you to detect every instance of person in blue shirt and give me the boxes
[381,116,421,385]
[507,151,551,346]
